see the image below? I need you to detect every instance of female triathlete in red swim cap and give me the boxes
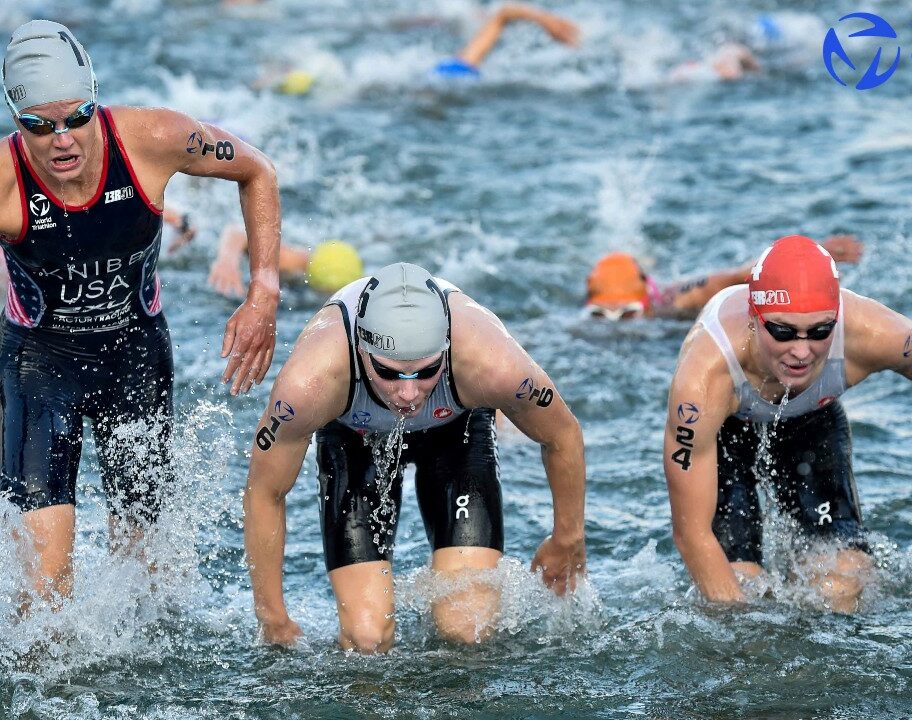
[663,234,912,614]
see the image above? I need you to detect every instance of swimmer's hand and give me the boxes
[531,533,586,596]
[221,284,278,395]
[540,15,580,47]
[259,616,303,647]
[162,209,197,254]
[208,255,246,299]
[822,234,864,264]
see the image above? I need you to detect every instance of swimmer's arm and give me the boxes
[121,108,280,295]
[659,235,863,319]
[244,314,349,642]
[453,298,585,593]
[664,335,744,602]
[458,3,579,67]
[842,291,912,383]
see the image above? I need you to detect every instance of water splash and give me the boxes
[363,416,408,553]
[0,401,239,682]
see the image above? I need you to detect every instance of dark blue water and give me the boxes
[2,1,911,718]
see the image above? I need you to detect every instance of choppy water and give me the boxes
[2,1,912,718]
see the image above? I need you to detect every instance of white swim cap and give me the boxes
[355,263,450,361]
[3,20,97,115]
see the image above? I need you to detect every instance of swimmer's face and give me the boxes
[17,99,99,181]
[360,350,445,418]
[588,300,647,321]
[753,309,837,391]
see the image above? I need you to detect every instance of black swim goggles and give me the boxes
[751,302,838,342]
[16,101,97,136]
[369,353,444,381]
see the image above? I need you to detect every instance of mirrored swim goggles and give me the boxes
[14,100,96,135]
[586,301,646,321]
[751,301,838,342]
[369,353,444,381]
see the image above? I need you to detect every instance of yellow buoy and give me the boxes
[276,70,315,95]
[308,240,364,293]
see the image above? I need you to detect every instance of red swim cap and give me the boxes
[748,235,840,314]
[587,253,649,307]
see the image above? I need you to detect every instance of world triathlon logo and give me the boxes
[823,12,900,90]
[30,193,51,217]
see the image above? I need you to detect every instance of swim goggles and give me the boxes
[751,302,838,342]
[369,353,444,381]
[15,100,96,136]
[587,301,646,321]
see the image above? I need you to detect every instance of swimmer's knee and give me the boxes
[339,614,395,654]
[432,581,500,646]
[433,610,494,645]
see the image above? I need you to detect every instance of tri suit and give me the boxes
[0,106,173,521]
[700,286,866,564]
[316,278,503,572]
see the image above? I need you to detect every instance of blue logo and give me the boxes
[515,378,533,400]
[274,400,295,422]
[351,411,372,427]
[823,13,900,90]
[677,402,700,424]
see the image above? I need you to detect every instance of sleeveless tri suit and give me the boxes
[699,286,866,564]
[315,278,503,571]
[0,107,173,521]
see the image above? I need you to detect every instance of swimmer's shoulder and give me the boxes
[275,305,352,416]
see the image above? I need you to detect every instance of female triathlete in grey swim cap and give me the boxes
[3,19,96,115]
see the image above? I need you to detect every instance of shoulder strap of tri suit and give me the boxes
[6,134,28,244]
[325,299,358,414]
[699,287,750,390]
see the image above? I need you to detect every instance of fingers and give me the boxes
[221,317,236,360]
[223,329,276,394]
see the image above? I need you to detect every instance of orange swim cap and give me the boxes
[587,252,649,307]
[748,235,840,314]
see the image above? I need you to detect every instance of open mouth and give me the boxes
[782,361,811,377]
[51,154,80,171]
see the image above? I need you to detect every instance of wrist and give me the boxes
[248,274,281,304]
[255,604,291,626]
[551,525,585,546]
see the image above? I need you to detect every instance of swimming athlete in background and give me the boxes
[205,225,363,298]
[244,262,586,651]
[585,234,862,321]
[431,3,580,79]
[0,20,281,607]
[663,235,912,613]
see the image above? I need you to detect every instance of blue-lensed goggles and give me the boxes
[369,353,444,381]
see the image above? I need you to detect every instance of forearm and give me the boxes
[674,529,744,602]
[499,3,550,24]
[541,421,586,541]
[237,165,281,301]
[244,484,292,623]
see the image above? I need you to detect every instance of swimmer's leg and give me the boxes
[329,561,396,654]
[316,421,404,653]
[803,548,872,614]
[415,409,504,644]
[778,402,871,613]
[20,505,76,609]
[0,332,83,607]
[714,417,764,593]
[92,325,174,555]
[430,546,502,644]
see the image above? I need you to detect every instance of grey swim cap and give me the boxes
[355,263,450,361]
[2,20,97,115]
